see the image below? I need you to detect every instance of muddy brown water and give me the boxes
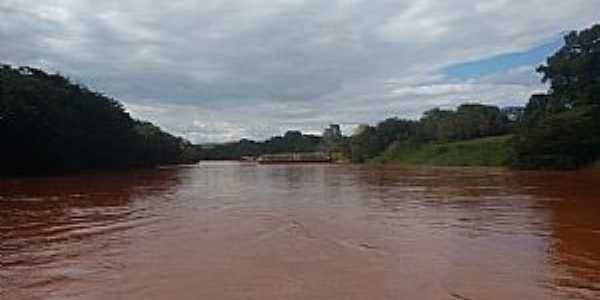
[1,162,599,299]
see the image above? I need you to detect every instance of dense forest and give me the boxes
[0,65,197,175]
[203,23,599,170]
[197,103,518,164]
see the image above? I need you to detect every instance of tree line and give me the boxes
[196,130,322,160]
[347,104,518,163]
[197,102,518,163]
[0,65,197,175]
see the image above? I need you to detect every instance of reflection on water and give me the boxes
[1,162,599,299]
[0,167,189,299]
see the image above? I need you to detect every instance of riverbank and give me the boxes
[370,135,512,167]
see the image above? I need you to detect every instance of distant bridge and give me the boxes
[256,152,331,164]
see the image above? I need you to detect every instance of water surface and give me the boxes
[1,162,600,299]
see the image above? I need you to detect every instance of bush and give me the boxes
[510,105,600,169]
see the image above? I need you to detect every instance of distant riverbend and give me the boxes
[1,162,599,299]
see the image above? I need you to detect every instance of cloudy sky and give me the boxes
[2,0,599,143]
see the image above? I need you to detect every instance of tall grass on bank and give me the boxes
[371,135,512,167]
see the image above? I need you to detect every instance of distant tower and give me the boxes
[330,124,341,137]
[323,124,342,140]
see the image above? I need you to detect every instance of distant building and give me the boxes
[323,124,342,140]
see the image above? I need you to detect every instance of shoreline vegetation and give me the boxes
[370,135,512,167]
[2,24,599,175]
[0,65,198,176]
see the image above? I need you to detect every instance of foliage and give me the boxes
[0,64,197,175]
[420,104,510,142]
[511,105,600,169]
[373,135,512,167]
[511,24,600,169]
[350,126,385,163]
[537,24,600,107]
[348,104,514,163]
[196,131,322,160]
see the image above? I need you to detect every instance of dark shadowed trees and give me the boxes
[0,64,197,175]
[511,24,600,169]
[420,104,510,142]
[350,126,384,163]
[537,24,600,108]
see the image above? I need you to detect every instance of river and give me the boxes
[1,162,599,299]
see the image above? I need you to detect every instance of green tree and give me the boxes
[511,23,600,169]
[537,24,600,107]
[350,126,384,163]
[0,64,197,175]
